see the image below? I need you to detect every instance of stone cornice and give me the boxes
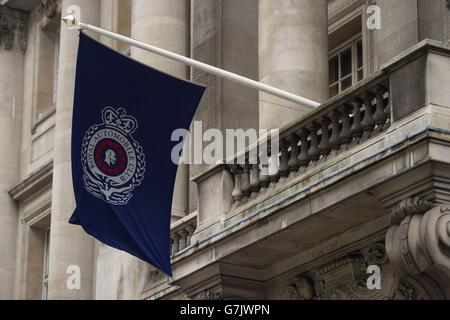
[9,161,53,202]
[0,4,28,52]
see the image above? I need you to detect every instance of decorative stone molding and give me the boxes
[386,202,450,277]
[283,199,450,300]
[0,5,28,53]
[390,197,434,225]
[288,243,409,300]
[287,276,315,300]
[313,245,400,300]
[190,287,246,301]
[192,290,224,301]
[9,161,53,202]
[393,276,433,300]
[41,0,58,19]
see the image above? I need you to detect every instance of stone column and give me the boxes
[259,0,329,129]
[131,0,190,221]
[0,6,26,300]
[47,0,100,300]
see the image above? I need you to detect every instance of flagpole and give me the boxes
[62,15,320,110]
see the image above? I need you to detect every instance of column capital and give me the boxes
[0,5,28,53]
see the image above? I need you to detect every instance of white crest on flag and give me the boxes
[81,107,146,205]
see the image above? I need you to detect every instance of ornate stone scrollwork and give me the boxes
[287,276,315,300]
[287,243,400,300]
[286,240,447,300]
[386,199,450,277]
[393,277,430,300]
[190,288,246,300]
[314,244,402,300]
[41,0,58,19]
[282,198,450,301]
[192,290,224,301]
[390,196,434,225]
[0,5,28,53]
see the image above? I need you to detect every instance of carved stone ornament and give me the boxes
[390,197,434,225]
[41,0,58,19]
[286,244,399,300]
[393,276,445,301]
[287,276,315,300]
[386,200,450,277]
[192,290,224,301]
[315,244,401,300]
[287,242,447,300]
[0,5,28,53]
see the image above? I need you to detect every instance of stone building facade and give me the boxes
[1,0,450,300]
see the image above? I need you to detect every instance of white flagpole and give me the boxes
[62,15,320,109]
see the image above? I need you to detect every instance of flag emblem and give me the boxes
[82,106,146,205]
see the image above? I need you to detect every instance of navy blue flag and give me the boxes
[69,33,205,276]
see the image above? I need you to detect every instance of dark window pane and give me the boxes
[357,69,363,82]
[342,76,352,91]
[329,56,339,84]
[329,84,339,97]
[357,40,363,69]
[340,48,352,77]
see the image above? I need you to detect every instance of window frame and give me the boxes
[328,33,364,97]
[31,12,61,133]
[41,227,51,300]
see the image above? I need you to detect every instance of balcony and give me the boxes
[151,39,450,300]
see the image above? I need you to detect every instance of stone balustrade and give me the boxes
[170,212,197,257]
[156,40,450,301]
[229,76,390,206]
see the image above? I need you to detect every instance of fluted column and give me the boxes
[0,6,26,300]
[131,0,190,221]
[47,0,100,300]
[259,0,329,129]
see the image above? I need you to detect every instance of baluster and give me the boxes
[308,122,320,164]
[230,165,243,203]
[361,92,375,141]
[319,116,331,159]
[384,90,391,131]
[186,224,195,246]
[172,233,180,255]
[279,139,290,178]
[268,145,280,186]
[350,99,363,144]
[373,85,388,134]
[178,230,188,251]
[298,129,310,168]
[241,162,251,198]
[287,134,300,173]
[329,110,341,154]
[259,163,270,191]
[258,146,270,191]
[339,104,352,148]
[249,162,261,196]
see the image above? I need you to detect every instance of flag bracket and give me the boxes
[62,15,321,110]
